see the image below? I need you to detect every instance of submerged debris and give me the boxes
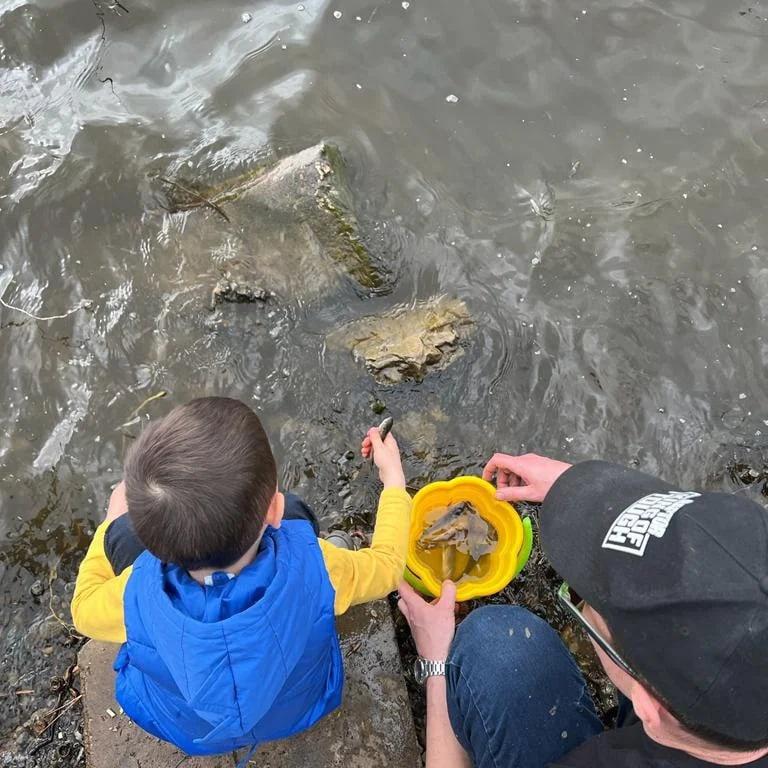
[0,289,93,323]
[728,461,768,496]
[157,175,230,223]
[528,182,555,220]
[117,391,168,433]
[25,663,82,759]
[210,278,270,309]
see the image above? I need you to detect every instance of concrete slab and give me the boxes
[169,143,387,303]
[79,601,422,768]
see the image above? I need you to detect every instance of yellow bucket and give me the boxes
[405,476,533,601]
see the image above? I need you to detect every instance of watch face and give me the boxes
[413,658,426,685]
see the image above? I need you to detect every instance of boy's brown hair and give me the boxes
[124,397,277,570]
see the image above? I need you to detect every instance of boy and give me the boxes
[71,396,410,756]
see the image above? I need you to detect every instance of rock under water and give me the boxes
[210,277,270,308]
[330,297,473,383]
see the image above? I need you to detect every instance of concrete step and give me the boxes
[78,600,422,768]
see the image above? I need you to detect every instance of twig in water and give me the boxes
[129,390,168,419]
[48,564,78,636]
[37,694,83,737]
[157,176,231,223]
[42,693,83,723]
[118,390,168,431]
[28,664,80,756]
[0,295,93,322]
[108,0,129,13]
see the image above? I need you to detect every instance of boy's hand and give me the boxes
[105,481,129,522]
[361,428,406,489]
[482,453,571,503]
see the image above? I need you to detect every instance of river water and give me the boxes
[1,0,767,751]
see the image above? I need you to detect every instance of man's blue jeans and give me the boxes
[447,606,604,768]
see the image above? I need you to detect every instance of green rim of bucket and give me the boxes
[514,517,534,578]
[404,565,434,597]
[403,516,534,598]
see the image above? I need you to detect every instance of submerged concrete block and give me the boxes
[169,144,387,302]
[79,601,421,768]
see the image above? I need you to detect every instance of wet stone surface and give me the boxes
[210,277,271,309]
[329,297,473,383]
[78,601,420,768]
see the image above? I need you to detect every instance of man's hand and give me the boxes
[104,481,128,522]
[361,428,406,489]
[397,580,457,660]
[482,453,571,503]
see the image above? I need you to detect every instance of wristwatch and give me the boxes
[413,657,447,685]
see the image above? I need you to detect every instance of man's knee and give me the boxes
[447,606,581,763]
[450,605,565,674]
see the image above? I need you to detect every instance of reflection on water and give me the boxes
[2,0,768,740]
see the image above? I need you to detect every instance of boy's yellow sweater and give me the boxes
[71,487,411,644]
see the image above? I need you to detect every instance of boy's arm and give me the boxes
[71,483,137,644]
[71,520,130,643]
[319,487,411,615]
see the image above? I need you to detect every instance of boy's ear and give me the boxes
[265,491,285,529]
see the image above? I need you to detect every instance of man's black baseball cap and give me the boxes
[540,460,768,743]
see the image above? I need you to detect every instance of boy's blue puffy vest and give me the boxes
[114,520,343,756]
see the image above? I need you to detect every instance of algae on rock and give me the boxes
[330,297,473,383]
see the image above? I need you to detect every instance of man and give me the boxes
[397,454,768,768]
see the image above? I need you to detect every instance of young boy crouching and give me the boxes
[71,396,410,756]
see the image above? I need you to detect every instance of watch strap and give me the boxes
[421,658,446,677]
[415,657,447,684]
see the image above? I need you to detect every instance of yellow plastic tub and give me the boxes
[405,476,533,601]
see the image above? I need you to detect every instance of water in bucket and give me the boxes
[416,502,499,584]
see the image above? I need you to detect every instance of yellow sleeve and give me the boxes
[71,520,130,644]
[319,487,411,615]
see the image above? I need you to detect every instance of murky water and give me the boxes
[2,0,768,750]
